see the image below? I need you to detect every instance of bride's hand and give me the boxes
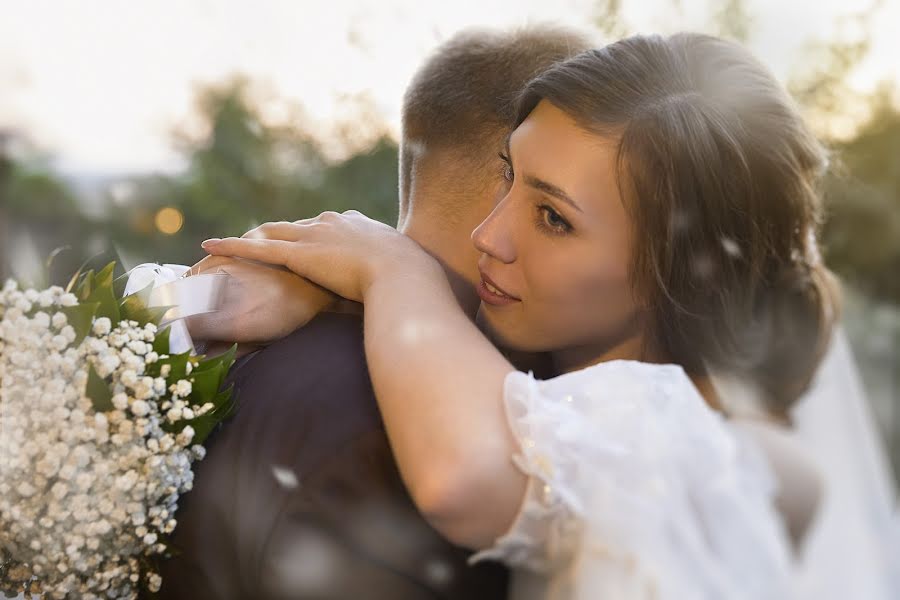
[200,211,435,302]
[183,255,338,344]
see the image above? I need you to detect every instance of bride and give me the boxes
[201,33,839,598]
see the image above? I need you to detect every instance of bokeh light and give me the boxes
[154,206,184,235]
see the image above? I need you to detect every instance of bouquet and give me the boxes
[0,262,235,599]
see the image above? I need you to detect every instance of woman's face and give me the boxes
[471,100,647,366]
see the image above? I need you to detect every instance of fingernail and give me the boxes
[202,238,221,248]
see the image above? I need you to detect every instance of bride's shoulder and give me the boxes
[508,359,713,421]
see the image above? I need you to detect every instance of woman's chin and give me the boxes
[475,308,542,354]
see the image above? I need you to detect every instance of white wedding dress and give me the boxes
[469,359,796,599]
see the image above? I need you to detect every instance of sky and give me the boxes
[0,0,897,175]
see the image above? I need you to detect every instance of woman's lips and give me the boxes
[477,272,521,307]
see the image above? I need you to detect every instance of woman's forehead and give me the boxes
[510,100,625,217]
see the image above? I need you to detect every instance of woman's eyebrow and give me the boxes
[506,130,584,213]
[523,176,584,213]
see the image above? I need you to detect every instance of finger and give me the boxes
[201,237,311,277]
[242,221,304,241]
[192,254,237,275]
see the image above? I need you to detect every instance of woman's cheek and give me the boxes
[556,262,635,333]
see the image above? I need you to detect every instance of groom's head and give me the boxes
[397,25,593,312]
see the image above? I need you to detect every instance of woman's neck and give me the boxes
[551,328,665,375]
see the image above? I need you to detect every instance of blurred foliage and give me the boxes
[823,90,900,305]
[101,77,399,268]
[0,1,895,303]
[0,77,399,281]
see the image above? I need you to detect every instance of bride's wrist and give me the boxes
[362,247,443,301]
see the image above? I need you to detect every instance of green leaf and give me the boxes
[191,388,237,445]
[85,279,121,327]
[166,352,191,381]
[86,363,114,412]
[164,385,237,442]
[194,344,237,375]
[214,386,238,421]
[118,280,154,322]
[144,305,176,325]
[61,302,99,345]
[152,326,172,355]
[94,261,116,290]
[187,414,218,445]
[189,363,223,405]
[75,270,94,302]
[113,266,174,326]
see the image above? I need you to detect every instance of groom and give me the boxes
[159,25,593,599]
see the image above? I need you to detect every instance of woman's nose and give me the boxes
[472,199,516,264]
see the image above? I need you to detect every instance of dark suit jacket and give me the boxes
[157,313,509,599]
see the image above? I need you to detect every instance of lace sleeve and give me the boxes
[468,370,586,572]
[469,360,795,599]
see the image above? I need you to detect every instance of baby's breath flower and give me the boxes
[1,275,224,597]
[51,311,68,329]
[130,400,150,417]
[174,379,192,398]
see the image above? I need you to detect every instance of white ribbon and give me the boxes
[124,263,228,355]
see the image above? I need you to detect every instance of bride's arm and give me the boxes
[200,214,527,549]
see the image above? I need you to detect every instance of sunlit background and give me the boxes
[1,0,898,476]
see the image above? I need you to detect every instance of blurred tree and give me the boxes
[711,0,752,43]
[823,90,900,305]
[103,77,399,267]
[593,0,629,41]
[0,135,87,284]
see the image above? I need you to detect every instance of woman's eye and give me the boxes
[498,152,514,182]
[539,205,572,234]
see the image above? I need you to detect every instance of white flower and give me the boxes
[127,340,148,356]
[133,377,155,400]
[176,427,195,447]
[120,369,138,387]
[159,435,174,452]
[92,317,111,336]
[130,400,150,417]
[174,380,192,398]
[50,334,70,351]
[59,292,78,306]
[51,311,68,329]
[148,573,162,592]
[111,393,129,411]
[0,276,224,597]
[166,407,182,423]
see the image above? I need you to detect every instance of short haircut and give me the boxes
[399,25,595,217]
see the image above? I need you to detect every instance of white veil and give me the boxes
[789,327,900,599]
